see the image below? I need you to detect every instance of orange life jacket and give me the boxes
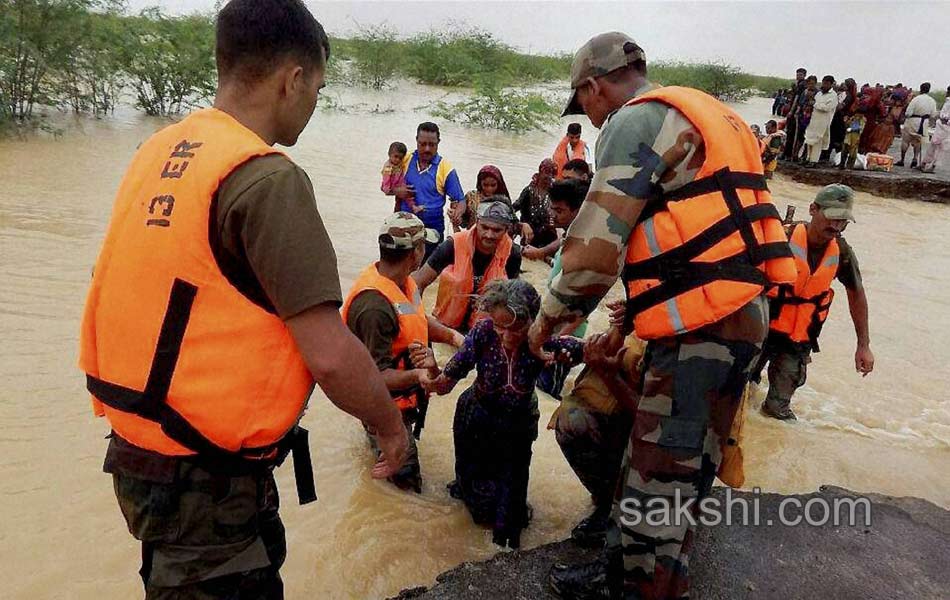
[553,135,588,179]
[768,223,839,351]
[79,109,316,502]
[341,263,429,411]
[621,87,797,339]
[433,227,513,330]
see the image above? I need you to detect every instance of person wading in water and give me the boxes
[78,1,407,596]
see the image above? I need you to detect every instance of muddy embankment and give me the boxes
[393,486,950,600]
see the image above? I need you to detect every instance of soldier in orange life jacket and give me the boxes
[77,2,407,597]
[342,213,465,493]
[753,184,874,420]
[528,32,798,600]
[412,200,522,333]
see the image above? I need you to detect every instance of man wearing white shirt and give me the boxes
[921,87,950,173]
[803,75,838,166]
[898,82,937,168]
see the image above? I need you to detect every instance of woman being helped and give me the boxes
[450,165,511,232]
[514,158,559,254]
[428,279,583,549]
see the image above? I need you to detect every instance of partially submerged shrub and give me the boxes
[431,84,560,133]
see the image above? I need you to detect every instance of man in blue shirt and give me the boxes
[395,122,465,258]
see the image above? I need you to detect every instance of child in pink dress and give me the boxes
[381,141,420,214]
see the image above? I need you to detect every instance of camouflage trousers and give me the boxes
[555,406,633,511]
[367,408,421,493]
[605,305,767,600]
[109,443,286,599]
[752,337,811,415]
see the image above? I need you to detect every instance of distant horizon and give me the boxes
[125,1,950,91]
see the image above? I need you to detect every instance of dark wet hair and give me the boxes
[216,0,330,83]
[920,82,931,93]
[388,141,407,156]
[417,121,440,140]
[479,279,541,323]
[562,158,591,178]
[549,179,589,211]
[379,245,416,263]
[567,123,582,135]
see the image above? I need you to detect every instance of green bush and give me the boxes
[431,83,560,133]
[120,9,216,116]
[348,23,401,89]
[651,61,753,102]
[743,73,794,96]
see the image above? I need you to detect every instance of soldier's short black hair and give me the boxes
[548,179,589,211]
[562,158,591,177]
[417,122,440,140]
[379,245,416,263]
[216,0,330,83]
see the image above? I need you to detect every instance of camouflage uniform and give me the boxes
[105,436,286,599]
[545,33,772,599]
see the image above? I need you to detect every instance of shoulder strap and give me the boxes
[623,168,791,326]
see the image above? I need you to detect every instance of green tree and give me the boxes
[120,8,216,116]
[0,0,96,121]
[432,83,560,133]
[348,22,401,89]
[56,5,127,116]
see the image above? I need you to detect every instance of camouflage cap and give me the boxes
[562,32,646,116]
[378,212,441,249]
[476,200,517,226]
[814,184,856,222]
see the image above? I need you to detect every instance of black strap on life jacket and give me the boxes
[86,278,317,505]
[769,284,832,352]
[392,349,428,439]
[622,168,793,328]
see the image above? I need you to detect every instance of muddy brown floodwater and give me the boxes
[1,86,947,598]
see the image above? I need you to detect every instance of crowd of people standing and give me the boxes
[770,69,949,172]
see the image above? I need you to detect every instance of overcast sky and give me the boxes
[129,1,950,90]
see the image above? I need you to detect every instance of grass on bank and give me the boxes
[1,3,829,134]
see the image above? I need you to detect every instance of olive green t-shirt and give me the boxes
[345,290,399,371]
[211,154,343,318]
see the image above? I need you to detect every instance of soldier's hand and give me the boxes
[855,345,874,377]
[606,299,626,328]
[527,317,555,363]
[371,419,409,479]
[408,342,436,369]
[584,332,610,367]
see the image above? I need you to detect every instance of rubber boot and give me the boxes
[571,505,612,548]
[549,553,613,599]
